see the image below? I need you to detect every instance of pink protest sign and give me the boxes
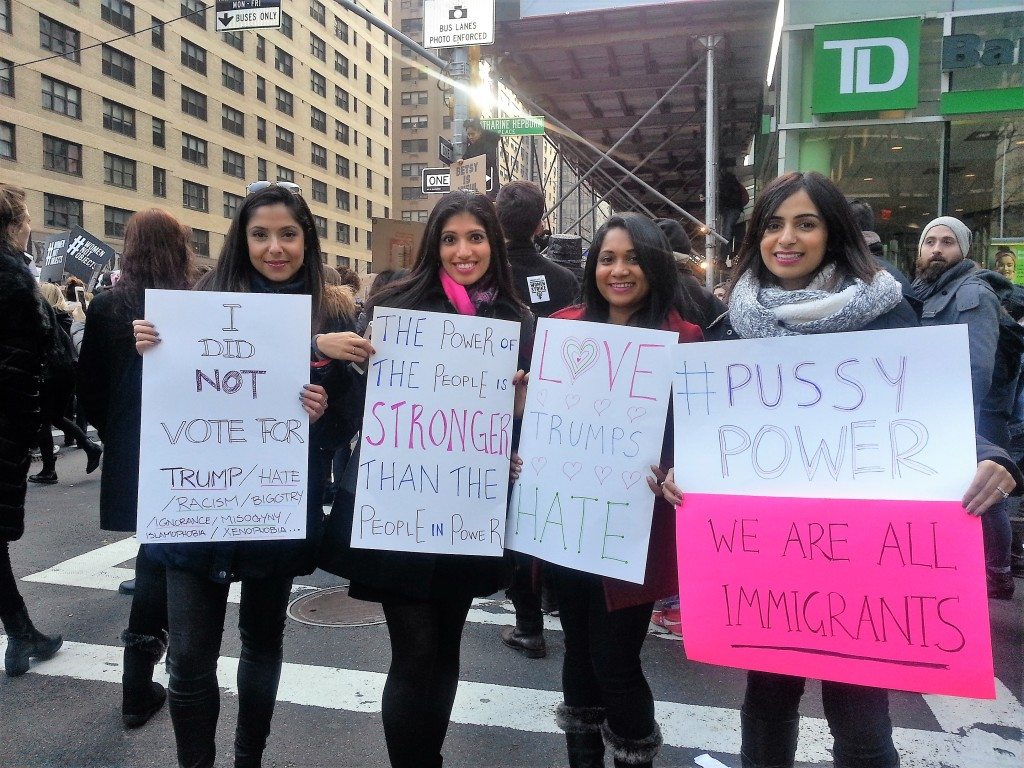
[676,493,994,699]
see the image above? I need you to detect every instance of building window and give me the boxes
[181,0,205,28]
[401,139,427,153]
[181,40,206,75]
[100,0,134,32]
[40,16,80,62]
[311,106,326,133]
[311,179,327,202]
[181,133,207,166]
[222,61,244,94]
[104,206,133,238]
[256,76,266,102]
[310,33,325,61]
[314,215,327,238]
[151,18,164,49]
[275,86,293,116]
[311,143,327,168]
[336,121,349,144]
[152,117,165,147]
[0,0,10,33]
[44,194,82,229]
[365,105,372,127]
[101,45,135,86]
[311,71,326,97]
[400,17,422,36]
[103,152,136,188]
[222,105,244,137]
[222,148,245,178]
[223,192,243,219]
[0,122,13,159]
[276,165,294,182]
[401,115,428,130]
[334,17,348,43]
[365,73,372,95]
[400,67,420,82]
[153,167,166,197]
[335,52,349,76]
[275,127,294,154]
[401,162,426,177]
[402,186,426,200]
[336,189,349,211]
[402,90,428,106]
[256,35,265,62]
[192,229,210,256]
[43,135,82,175]
[0,59,12,97]
[256,116,266,142]
[102,99,135,137]
[274,47,293,77]
[442,115,451,130]
[335,154,349,177]
[310,0,325,24]
[366,169,373,190]
[383,147,389,167]
[365,41,371,63]
[335,86,349,111]
[280,11,292,38]
[336,222,350,244]
[383,179,389,197]
[182,180,208,211]
[151,67,165,99]
[257,157,267,181]
[180,86,207,120]
[223,30,243,51]
[383,57,389,76]
[383,86,389,107]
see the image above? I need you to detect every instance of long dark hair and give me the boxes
[116,208,197,315]
[728,172,878,293]
[581,213,692,328]
[198,186,326,325]
[364,190,527,320]
[0,183,28,255]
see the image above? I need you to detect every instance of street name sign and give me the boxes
[216,0,282,32]
[424,0,495,48]
[479,116,546,136]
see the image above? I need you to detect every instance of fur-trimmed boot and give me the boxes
[740,711,799,768]
[2,606,62,677]
[556,703,606,768]
[601,721,662,768]
[121,630,168,728]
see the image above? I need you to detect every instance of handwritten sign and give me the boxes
[672,326,992,697]
[137,290,311,543]
[507,318,676,584]
[453,156,487,193]
[352,306,521,557]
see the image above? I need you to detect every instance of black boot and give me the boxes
[556,703,606,768]
[2,606,62,677]
[601,721,662,768]
[121,630,167,728]
[500,624,546,658]
[740,711,799,768]
[84,440,102,474]
[27,469,58,485]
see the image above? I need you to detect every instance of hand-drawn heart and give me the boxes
[561,337,600,383]
[593,398,611,416]
[565,393,581,409]
[562,461,583,481]
[536,389,547,406]
[627,406,647,423]
[621,471,641,489]
[531,457,547,473]
[594,466,612,484]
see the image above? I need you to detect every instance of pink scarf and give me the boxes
[438,268,477,316]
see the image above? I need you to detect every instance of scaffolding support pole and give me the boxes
[699,34,724,289]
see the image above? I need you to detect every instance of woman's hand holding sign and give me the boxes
[133,319,160,353]
[648,466,683,506]
[314,331,374,364]
[962,460,1016,516]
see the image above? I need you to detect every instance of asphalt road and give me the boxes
[1,449,1021,768]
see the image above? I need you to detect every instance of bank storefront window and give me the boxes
[797,123,943,275]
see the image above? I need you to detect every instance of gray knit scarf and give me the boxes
[728,264,903,338]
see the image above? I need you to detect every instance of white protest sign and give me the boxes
[352,306,521,557]
[138,290,311,542]
[507,318,677,583]
[672,325,977,500]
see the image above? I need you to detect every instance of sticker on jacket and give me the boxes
[526,275,550,303]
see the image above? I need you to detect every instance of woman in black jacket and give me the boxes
[79,208,197,728]
[320,191,534,768]
[133,185,356,768]
[0,183,62,677]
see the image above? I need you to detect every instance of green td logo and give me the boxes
[812,18,921,114]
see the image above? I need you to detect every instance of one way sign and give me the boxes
[215,0,281,31]
[421,167,493,194]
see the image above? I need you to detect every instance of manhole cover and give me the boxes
[287,585,386,627]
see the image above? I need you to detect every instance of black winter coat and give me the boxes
[0,246,45,542]
[506,241,580,318]
[320,287,535,602]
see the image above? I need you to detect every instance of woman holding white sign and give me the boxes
[319,190,534,768]
[133,184,360,768]
[700,171,1020,768]
[544,213,704,768]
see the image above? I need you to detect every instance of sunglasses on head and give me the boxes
[245,180,302,196]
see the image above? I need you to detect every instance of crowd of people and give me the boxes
[1,172,1022,768]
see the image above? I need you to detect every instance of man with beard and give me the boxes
[913,216,1020,599]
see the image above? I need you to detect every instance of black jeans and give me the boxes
[552,565,655,740]
[743,671,899,768]
[380,595,474,768]
[165,567,293,768]
[126,544,167,640]
[0,541,26,617]
[506,551,543,634]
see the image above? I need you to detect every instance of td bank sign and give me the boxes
[812,18,921,114]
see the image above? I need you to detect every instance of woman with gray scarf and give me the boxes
[698,172,1021,768]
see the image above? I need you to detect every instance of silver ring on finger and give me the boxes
[997,487,1010,499]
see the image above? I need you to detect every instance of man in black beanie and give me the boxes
[653,218,725,326]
